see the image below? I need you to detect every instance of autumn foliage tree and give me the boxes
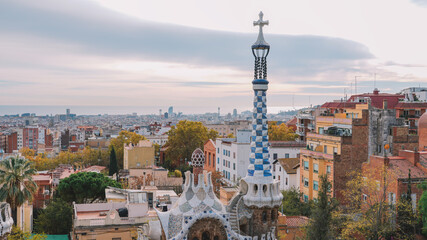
[109,130,145,169]
[268,122,298,141]
[165,120,218,169]
[338,167,398,239]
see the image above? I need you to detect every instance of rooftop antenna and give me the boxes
[292,93,295,109]
[355,76,361,95]
[350,82,353,96]
[309,96,311,107]
[344,88,347,101]
[374,73,377,89]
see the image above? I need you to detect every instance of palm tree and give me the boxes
[0,157,38,224]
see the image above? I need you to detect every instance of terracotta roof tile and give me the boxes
[286,216,309,228]
[278,158,300,174]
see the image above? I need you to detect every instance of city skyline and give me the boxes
[1,0,426,112]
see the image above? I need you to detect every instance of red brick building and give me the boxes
[32,174,52,209]
[420,112,427,151]
[23,127,38,151]
[362,150,427,210]
[347,88,404,109]
[203,139,216,172]
[7,132,18,153]
[395,102,427,134]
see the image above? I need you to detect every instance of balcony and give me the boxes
[301,149,334,160]
[307,123,315,130]
[297,114,315,120]
[296,129,305,136]
[306,132,342,142]
[0,202,13,237]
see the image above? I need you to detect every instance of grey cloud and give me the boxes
[411,0,427,7]
[0,0,373,81]
[384,61,427,68]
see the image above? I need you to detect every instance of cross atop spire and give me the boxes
[253,11,269,32]
[252,11,269,49]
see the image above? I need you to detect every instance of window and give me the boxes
[233,152,236,158]
[303,161,309,170]
[278,175,281,181]
[285,177,288,185]
[313,180,319,191]
[326,166,331,174]
[313,163,318,173]
[285,153,289,158]
[324,145,327,153]
[411,193,417,211]
[333,147,338,154]
[273,153,278,160]
[304,178,309,187]
[218,148,219,153]
[233,163,235,170]
[318,127,324,134]
[217,157,220,164]
[303,195,309,203]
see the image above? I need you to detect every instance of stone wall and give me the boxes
[188,218,227,240]
[246,207,279,239]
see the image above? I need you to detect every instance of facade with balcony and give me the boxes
[295,108,318,142]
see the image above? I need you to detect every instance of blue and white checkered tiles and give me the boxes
[247,89,272,178]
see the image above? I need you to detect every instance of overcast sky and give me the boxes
[1,0,426,114]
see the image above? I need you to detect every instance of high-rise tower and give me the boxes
[239,11,283,237]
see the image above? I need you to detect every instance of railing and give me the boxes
[296,130,305,136]
[301,149,334,160]
[307,123,315,130]
[74,215,156,227]
[297,114,315,120]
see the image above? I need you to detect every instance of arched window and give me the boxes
[202,231,210,240]
[262,210,267,223]
[271,209,276,221]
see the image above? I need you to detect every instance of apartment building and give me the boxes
[300,104,418,202]
[205,120,250,137]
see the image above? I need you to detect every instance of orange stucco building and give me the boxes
[203,139,216,172]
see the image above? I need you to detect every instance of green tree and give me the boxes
[109,131,145,169]
[109,147,118,177]
[306,175,338,240]
[165,120,218,169]
[281,187,314,217]
[396,170,419,239]
[34,199,72,234]
[57,172,121,204]
[418,181,427,236]
[0,157,38,224]
[268,122,298,141]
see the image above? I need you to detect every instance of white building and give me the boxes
[215,130,251,185]
[272,158,301,191]
[145,135,168,146]
[269,141,305,190]
[400,87,427,102]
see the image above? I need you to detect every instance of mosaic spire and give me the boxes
[247,11,272,182]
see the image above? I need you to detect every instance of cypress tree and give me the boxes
[109,147,118,177]
[306,174,338,240]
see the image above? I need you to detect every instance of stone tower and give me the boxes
[234,11,283,239]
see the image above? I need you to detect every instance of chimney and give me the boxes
[383,99,388,110]
[191,148,205,186]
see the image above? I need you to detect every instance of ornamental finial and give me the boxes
[252,11,269,49]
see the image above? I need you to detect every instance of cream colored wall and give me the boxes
[17,201,33,232]
[124,145,155,169]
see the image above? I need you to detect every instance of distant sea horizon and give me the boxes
[0,105,303,116]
